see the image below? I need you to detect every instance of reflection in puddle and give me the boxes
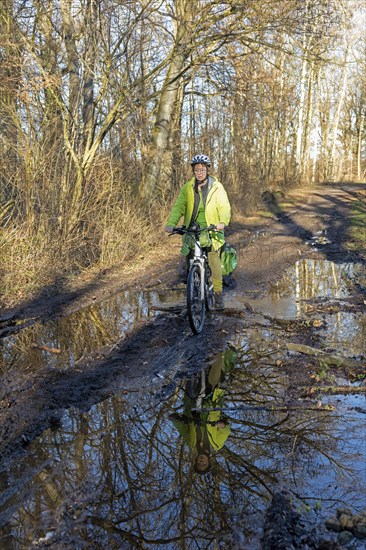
[0,287,185,373]
[245,259,366,319]
[1,348,365,549]
[241,259,366,357]
[169,349,236,476]
[322,311,366,357]
[1,259,366,547]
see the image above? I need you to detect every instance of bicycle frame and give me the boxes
[171,224,216,334]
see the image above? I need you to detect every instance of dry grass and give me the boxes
[2,158,351,311]
[346,199,366,250]
[0,224,67,306]
[0,163,173,309]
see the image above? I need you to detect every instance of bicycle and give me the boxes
[171,224,217,335]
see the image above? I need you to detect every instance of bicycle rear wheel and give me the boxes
[187,264,205,334]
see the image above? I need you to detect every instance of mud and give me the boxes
[1,183,366,549]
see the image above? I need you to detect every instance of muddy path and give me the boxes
[1,183,366,549]
[0,185,366,462]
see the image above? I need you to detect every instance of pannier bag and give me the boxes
[220,243,237,276]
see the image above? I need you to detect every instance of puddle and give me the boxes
[244,259,366,318]
[240,259,366,357]
[1,348,365,549]
[0,287,184,373]
[1,258,366,547]
[321,311,366,357]
[1,259,365,375]
[307,229,332,248]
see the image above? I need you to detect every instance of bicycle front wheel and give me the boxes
[205,265,215,312]
[187,264,205,334]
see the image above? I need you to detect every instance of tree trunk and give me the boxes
[82,0,97,153]
[295,37,309,180]
[0,0,22,202]
[357,109,365,179]
[302,61,315,182]
[329,46,350,179]
[60,0,80,124]
[139,0,198,201]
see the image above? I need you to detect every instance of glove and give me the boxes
[165,226,174,233]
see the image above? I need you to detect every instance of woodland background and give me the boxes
[0,0,365,301]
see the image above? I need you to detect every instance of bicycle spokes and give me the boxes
[187,266,205,334]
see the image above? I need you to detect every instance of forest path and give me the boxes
[0,182,365,461]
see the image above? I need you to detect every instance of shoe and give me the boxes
[214,292,224,310]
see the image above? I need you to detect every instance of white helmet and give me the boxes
[190,154,211,167]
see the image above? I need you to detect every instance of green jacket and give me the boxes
[167,176,231,251]
[171,388,231,451]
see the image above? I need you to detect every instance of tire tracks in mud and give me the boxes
[0,311,243,463]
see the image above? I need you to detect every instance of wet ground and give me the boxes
[0,184,366,549]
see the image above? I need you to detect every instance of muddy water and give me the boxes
[235,259,366,356]
[0,287,184,373]
[0,350,365,549]
[1,259,364,373]
[0,259,366,549]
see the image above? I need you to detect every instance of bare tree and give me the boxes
[138,0,249,201]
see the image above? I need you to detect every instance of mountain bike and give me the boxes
[171,224,217,335]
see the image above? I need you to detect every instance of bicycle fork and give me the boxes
[199,261,206,301]
[192,242,206,302]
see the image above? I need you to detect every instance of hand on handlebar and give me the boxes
[166,226,186,235]
[206,223,225,231]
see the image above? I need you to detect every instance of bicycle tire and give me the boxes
[205,264,215,312]
[187,264,205,334]
[186,372,202,399]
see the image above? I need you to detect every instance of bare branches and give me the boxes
[1,0,365,289]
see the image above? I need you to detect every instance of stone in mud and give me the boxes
[336,507,353,518]
[338,512,354,531]
[325,517,342,532]
[338,530,354,545]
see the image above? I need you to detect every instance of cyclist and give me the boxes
[169,349,236,475]
[165,154,231,310]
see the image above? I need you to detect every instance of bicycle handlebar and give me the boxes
[170,224,217,236]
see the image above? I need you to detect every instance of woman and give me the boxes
[165,154,231,310]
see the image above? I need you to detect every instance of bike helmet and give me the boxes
[190,154,211,167]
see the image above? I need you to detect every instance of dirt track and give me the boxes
[1,183,365,462]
